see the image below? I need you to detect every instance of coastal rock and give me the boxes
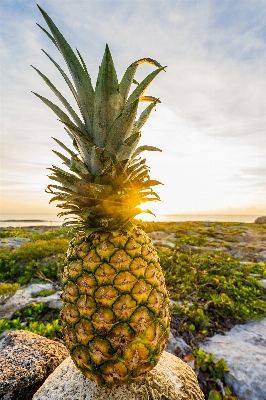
[0,283,62,320]
[0,330,68,399]
[200,318,266,400]
[148,231,176,248]
[166,331,192,358]
[254,216,266,224]
[0,237,30,250]
[257,250,266,261]
[261,279,266,290]
[33,351,204,400]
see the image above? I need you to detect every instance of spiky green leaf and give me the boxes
[93,44,120,147]
[52,150,71,167]
[139,96,160,102]
[132,145,162,159]
[32,91,80,132]
[37,5,94,133]
[41,50,83,121]
[117,132,140,161]
[70,158,90,175]
[31,66,86,133]
[36,23,57,46]
[126,66,165,106]
[135,99,160,131]
[107,99,139,154]
[52,137,76,157]
[90,146,104,176]
[119,58,162,106]
[76,48,90,77]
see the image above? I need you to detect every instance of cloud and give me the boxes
[1,0,265,215]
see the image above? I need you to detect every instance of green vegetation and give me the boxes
[0,228,28,238]
[0,283,20,305]
[161,249,266,337]
[31,289,56,297]
[0,221,265,398]
[0,238,68,283]
[0,318,62,339]
[13,302,51,319]
[0,302,62,339]
[175,234,207,246]
[189,348,236,399]
[0,282,20,297]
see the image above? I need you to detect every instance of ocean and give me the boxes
[0,213,261,228]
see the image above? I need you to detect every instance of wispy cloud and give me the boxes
[1,0,265,215]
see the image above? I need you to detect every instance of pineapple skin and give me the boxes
[61,226,170,387]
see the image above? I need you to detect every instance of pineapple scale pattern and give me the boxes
[61,227,170,386]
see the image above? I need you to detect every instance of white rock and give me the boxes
[13,283,54,297]
[33,352,204,400]
[200,318,266,400]
[165,331,192,358]
[260,280,266,290]
[0,237,30,249]
[258,251,266,261]
[148,231,176,248]
[0,283,62,320]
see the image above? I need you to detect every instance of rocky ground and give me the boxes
[0,220,265,399]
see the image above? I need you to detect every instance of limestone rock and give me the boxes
[200,318,266,400]
[261,279,266,290]
[0,330,69,398]
[166,331,192,358]
[0,237,30,250]
[254,216,266,224]
[33,351,204,400]
[148,231,176,248]
[0,283,62,320]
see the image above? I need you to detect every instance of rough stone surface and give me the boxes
[0,283,62,320]
[149,231,176,247]
[33,351,204,400]
[166,331,192,358]
[254,216,266,224]
[0,330,69,396]
[0,237,30,249]
[261,279,266,290]
[200,318,266,400]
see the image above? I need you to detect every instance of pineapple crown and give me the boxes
[33,5,166,235]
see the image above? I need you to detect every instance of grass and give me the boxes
[0,221,265,399]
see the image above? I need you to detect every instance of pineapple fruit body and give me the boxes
[61,227,170,386]
[34,5,171,387]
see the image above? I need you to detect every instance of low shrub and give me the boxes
[0,283,20,304]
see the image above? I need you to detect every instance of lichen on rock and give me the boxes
[0,330,69,397]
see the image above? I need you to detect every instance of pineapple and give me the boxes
[33,5,170,387]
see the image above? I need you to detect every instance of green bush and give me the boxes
[175,234,207,246]
[0,318,62,339]
[0,238,68,282]
[13,302,50,319]
[31,289,56,298]
[0,228,28,238]
[0,283,20,297]
[160,248,266,336]
[8,239,68,261]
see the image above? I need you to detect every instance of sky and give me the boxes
[0,0,266,218]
